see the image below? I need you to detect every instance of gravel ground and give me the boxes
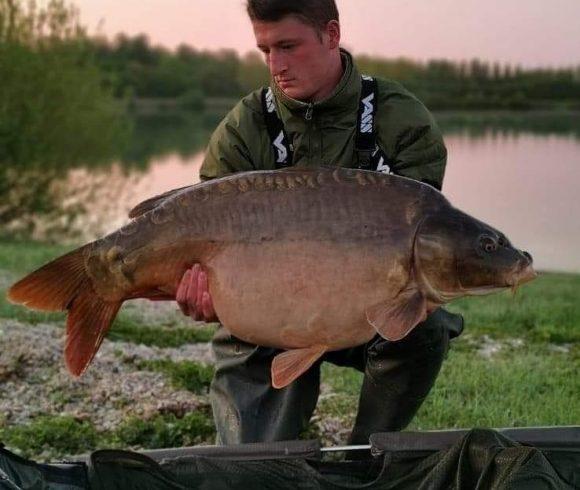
[0,317,543,447]
[0,317,357,448]
[0,319,213,431]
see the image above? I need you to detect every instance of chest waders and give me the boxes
[261,75,443,192]
[210,78,463,446]
[262,76,393,173]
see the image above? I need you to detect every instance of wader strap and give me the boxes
[262,78,393,173]
[356,75,393,174]
[261,87,293,167]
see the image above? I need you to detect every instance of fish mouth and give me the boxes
[455,261,538,298]
[463,285,506,296]
[516,265,538,285]
[506,262,538,294]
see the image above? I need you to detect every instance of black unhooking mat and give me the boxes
[1,428,579,489]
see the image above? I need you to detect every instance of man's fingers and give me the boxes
[196,270,208,310]
[188,264,200,308]
[176,269,192,316]
[201,291,216,321]
[176,264,213,321]
[176,269,190,303]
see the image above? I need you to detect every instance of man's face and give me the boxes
[252,16,340,102]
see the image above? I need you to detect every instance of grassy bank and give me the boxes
[0,239,578,460]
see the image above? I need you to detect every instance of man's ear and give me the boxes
[326,20,340,49]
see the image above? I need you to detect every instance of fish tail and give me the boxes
[7,245,122,376]
[7,245,91,311]
[64,287,121,376]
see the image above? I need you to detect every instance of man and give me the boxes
[176,0,463,445]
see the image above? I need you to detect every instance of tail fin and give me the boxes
[65,289,121,376]
[7,245,122,376]
[7,246,90,311]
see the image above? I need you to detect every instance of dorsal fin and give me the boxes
[128,185,193,219]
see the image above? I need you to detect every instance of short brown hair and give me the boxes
[246,0,339,32]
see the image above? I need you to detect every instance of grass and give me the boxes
[0,411,216,459]
[0,239,73,274]
[0,240,72,324]
[109,315,216,346]
[446,272,580,344]
[0,416,99,459]
[312,272,580,436]
[410,344,580,429]
[138,359,215,394]
[114,411,215,449]
[318,341,580,430]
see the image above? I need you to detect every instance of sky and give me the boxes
[75,0,580,68]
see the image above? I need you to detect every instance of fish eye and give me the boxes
[480,235,497,253]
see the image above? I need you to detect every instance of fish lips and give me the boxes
[507,256,538,288]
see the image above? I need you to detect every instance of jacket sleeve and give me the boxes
[376,82,447,190]
[199,97,262,181]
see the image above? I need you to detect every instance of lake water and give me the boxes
[3,111,580,273]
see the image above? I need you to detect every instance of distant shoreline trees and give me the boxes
[91,33,580,112]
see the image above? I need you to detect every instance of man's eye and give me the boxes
[280,44,294,50]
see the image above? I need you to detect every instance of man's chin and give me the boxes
[278,84,309,101]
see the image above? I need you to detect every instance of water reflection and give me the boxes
[437,111,580,140]
[444,131,580,273]
[0,111,212,240]
[58,154,205,240]
[1,111,579,272]
[118,113,216,166]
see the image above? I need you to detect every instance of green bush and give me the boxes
[0,0,130,234]
[0,0,128,168]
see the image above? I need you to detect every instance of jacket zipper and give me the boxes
[305,103,314,120]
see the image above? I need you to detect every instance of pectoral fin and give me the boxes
[366,289,427,341]
[271,345,326,389]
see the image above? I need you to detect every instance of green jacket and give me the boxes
[200,49,447,186]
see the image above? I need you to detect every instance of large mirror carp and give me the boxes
[8,167,536,388]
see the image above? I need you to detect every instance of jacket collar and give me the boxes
[272,48,360,121]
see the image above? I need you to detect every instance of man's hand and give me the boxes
[176,264,218,322]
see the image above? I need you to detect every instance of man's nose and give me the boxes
[268,51,287,76]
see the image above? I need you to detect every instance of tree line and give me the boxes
[91,33,580,111]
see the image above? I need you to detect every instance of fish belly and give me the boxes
[204,239,409,351]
